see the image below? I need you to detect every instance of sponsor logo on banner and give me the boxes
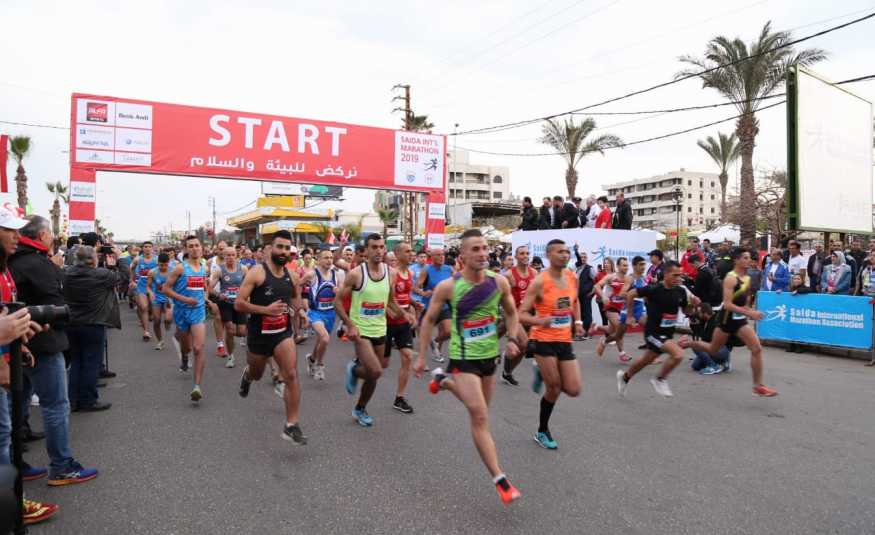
[427,202,446,220]
[512,228,656,269]
[394,131,444,189]
[114,128,152,153]
[75,149,114,164]
[114,152,151,166]
[427,233,445,249]
[87,102,108,122]
[69,182,96,203]
[69,219,95,235]
[115,102,153,129]
[75,125,115,150]
[756,291,873,350]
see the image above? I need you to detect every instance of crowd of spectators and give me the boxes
[519,193,633,231]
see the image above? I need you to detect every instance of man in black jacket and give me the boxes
[690,254,721,307]
[574,245,596,339]
[63,245,121,412]
[556,195,579,229]
[9,215,98,486]
[612,192,633,230]
[538,197,553,230]
[518,197,540,231]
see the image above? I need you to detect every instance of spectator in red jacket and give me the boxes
[680,236,702,279]
[594,196,612,229]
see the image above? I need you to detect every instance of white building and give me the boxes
[602,168,723,234]
[447,149,510,203]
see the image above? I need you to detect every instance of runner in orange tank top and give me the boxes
[500,245,536,386]
[518,238,583,450]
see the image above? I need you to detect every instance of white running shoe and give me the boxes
[650,378,673,397]
[430,340,445,362]
[315,365,325,381]
[155,340,164,351]
[306,353,316,377]
[225,355,235,368]
[274,381,285,398]
[616,370,629,398]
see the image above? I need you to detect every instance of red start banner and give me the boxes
[69,93,446,193]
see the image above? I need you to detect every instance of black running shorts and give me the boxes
[447,357,499,377]
[247,332,292,357]
[384,323,414,356]
[718,309,748,335]
[643,333,672,354]
[526,340,576,361]
[219,301,247,325]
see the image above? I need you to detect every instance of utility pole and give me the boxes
[187,210,191,236]
[392,84,414,244]
[208,197,217,246]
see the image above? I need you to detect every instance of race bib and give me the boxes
[138,268,150,280]
[360,301,385,318]
[261,314,288,335]
[463,316,496,341]
[186,276,205,292]
[550,309,573,329]
[317,296,334,311]
[223,286,239,301]
[660,313,678,328]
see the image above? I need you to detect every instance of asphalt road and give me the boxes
[19,305,875,534]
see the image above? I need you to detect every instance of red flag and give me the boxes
[327,229,336,245]
[0,135,8,194]
[339,229,349,243]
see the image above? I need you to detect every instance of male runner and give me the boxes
[594,257,632,362]
[682,247,779,397]
[209,246,248,368]
[236,230,308,445]
[129,241,157,341]
[146,253,173,350]
[501,245,535,385]
[334,233,414,427]
[208,244,229,358]
[162,236,209,402]
[518,239,583,449]
[384,241,418,414]
[616,261,699,398]
[301,248,342,381]
[414,229,523,505]
[414,247,453,362]
[613,256,649,362]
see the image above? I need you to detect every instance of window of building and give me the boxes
[688,180,692,186]
[710,194,715,200]
[688,207,692,213]
[493,175,502,184]
[699,180,703,188]
[688,218,693,226]
[699,207,703,214]
[699,194,703,201]
[711,182,715,188]
[710,207,715,213]
[687,193,692,199]
[493,191,502,199]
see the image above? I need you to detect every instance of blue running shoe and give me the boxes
[531,363,543,394]
[22,464,48,481]
[533,431,558,450]
[352,408,373,427]
[345,361,358,395]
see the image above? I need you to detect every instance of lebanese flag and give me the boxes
[327,229,336,245]
[0,135,8,193]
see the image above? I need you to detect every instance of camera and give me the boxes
[100,245,114,255]
[3,302,70,327]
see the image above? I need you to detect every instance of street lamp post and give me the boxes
[673,186,683,260]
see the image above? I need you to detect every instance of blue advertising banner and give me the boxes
[756,291,873,350]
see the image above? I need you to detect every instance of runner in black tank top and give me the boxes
[234,231,309,445]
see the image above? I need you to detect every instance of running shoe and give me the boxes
[314,365,326,381]
[533,431,558,450]
[713,364,725,374]
[178,354,189,373]
[393,397,414,414]
[47,463,98,486]
[345,361,358,395]
[352,407,374,427]
[430,340,445,362]
[23,498,59,525]
[699,365,720,375]
[428,367,448,394]
[638,343,647,350]
[596,338,606,357]
[495,478,522,505]
[239,369,252,398]
[752,384,778,397]
[142,332,151,342]
[618,352,632,363]
[723,361,733,373]
[501,371,519,386]
[306,354,316,378]
[650,378,673,397]
[216,343,227,358]
[22,464,48,481]
[531,362,543,394]
[274,380,285,398]
[282,423,308,445]
[190,385,203,402]
[154,340,164,351]
[616,370,629,398]
[225,355,235,368]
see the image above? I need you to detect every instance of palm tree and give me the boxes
[7,136,32,211]
[377,208,399,237]
[407,115,434,132]
[677,21,826,243]
[696,132,739,222]
[46,181,69,236]
[540,117,623,198]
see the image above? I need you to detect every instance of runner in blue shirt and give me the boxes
[414,247,454,363]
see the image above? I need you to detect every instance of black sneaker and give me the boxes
[239,370,252,398]
[638,343,647,350]
[282,424,308,445]
[501,372,519,386]
[393,397,414,414]
[99,370,117,379]
[179,354,189,373]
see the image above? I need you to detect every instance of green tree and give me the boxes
[45,181,69,237]
[376,208,399,237]
[540,117,623,199]
[7,136,32,211]
[677,21,826,243]
[696,132,739,222]
[407,114,434,132]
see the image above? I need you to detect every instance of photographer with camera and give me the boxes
[9,215,98,486]
[63,245,121,412]
[0,206,59,528]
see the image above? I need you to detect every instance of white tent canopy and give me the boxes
[697,224,740,243]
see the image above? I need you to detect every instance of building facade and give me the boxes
[603,168,722,234]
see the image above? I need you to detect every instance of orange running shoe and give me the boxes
[753,384,778,397]
[428,368,447,395]
[23,498,59,525]
[495,478,521,505]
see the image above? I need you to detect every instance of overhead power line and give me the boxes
[451,10,875,136]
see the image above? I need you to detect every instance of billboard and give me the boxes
[788,66,874,233]
[757,291,873,350]
[511,228,656,269]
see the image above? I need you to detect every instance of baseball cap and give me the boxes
[343,246,354,253]
[0,204,27,230]
[288,246,299,254]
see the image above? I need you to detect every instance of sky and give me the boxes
[1,0,874,240]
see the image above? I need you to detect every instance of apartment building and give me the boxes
[446,149,510,203]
